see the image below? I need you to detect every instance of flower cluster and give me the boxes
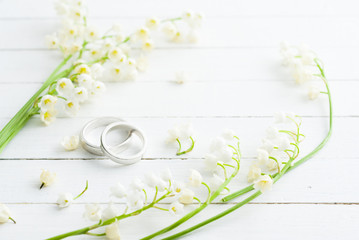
[280,42,324,100]
[161,11,204,43]
[247,112,304,192]
[167,122,195,155]
[38,0,204,126]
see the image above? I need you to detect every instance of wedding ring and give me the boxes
[80,117,132,155]
[100,122,147,165]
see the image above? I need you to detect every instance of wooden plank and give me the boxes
[0,203,358,239]
[1,17,359,49]
[0,0,358,18]
[0,157,358,203]
[0,47,358,84]
[0,81,355,119]
[0,117,354,160]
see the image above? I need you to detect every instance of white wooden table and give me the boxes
[0,0,358,239]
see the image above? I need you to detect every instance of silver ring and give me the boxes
[80,117,132,155]
[100,122,147,165]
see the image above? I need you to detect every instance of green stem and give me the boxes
[73,180,88,200]
[176,137,195,156]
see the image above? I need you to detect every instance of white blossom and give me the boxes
[162,22,177,38]
[90,81,106,96]
[57,193,74,208]
[61,135,80,151]
[172,31,185,43]
[161,168,173,182]
[64,99,80,116]
[142,39,154,51]
[83,204,102,221]
[188,30,200,43]
[179,188,195,204]
[254,175,273,192]
[215,147,233,163]
[125,69,138,81]
[77,74,94,89]
[277,137,291,151]
[209,174,224,190]
[40,108,57,126]
[108,47,124,62]
[172,181,185,195]
[40,95,58,110]
[144,172,160,188]
[247,164,261,183]
[204,153,219,171]
[45,33,59,49]
[126,191,144,210]
[136,55,149,72]
[188,169,203,187]
[169,201,184,215]
[90,63,104,79]
[85,26,99,41]
[209,137,226,152]
[266,126,279,139]
[308,85,320,100]
[130,177,145,192]
[257,148,269,164]
[0,204,13,224]
[56,78,74,96]
[175,71,189,84]
[166,126,181,143]
[40,169,57,187]
[222,129,236,141]
[266,159,278,172]
[110,182,127,198]
[105,221,121,240]
[74,87,88,103]
[260,138,275,154]
[102,203,120,221]
[146,17,160,30]
[136,27,150,41]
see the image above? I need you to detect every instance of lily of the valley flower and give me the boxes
[102,203,121,221]
[167,122,195,155]
[40,108,57,126]
[61,135,79,151]
[169,201,184,215]
[40,169,57,189]
[308,85,320,100]
[175,71,189,84]
[57,193,74,208]
[110,182,127,198]
[253,175,273,192]
[57,180,88,208]
[106,221,121,240]
[83,204,102,221]
[0,204,15,224]
[188,169,203,187]
[247,165,262,183]
[179,188,195,204]
[40,95,58,110]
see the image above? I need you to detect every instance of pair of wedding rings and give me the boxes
[80,117,147,165]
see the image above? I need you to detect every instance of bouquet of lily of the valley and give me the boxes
[0,0,203,153]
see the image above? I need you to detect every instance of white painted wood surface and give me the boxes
[0,0,358,239]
